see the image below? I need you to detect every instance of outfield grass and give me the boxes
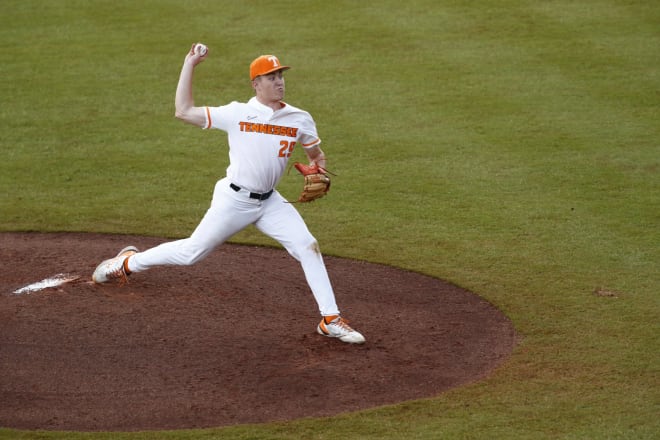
[1,0,658,438]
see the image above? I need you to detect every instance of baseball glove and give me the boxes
[293,162,331,203]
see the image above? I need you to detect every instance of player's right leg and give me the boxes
[92,246,139,283]
[93,179,257,281]
[128,178,259,272]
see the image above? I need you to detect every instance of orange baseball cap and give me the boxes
[250,55,290,80]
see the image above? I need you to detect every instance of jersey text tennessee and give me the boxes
[238,121,298,138]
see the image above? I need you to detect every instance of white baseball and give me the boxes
[195,43,208,56]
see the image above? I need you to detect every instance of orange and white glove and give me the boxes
[293,162,331,203]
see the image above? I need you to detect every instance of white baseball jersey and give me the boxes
[204,97,321,193]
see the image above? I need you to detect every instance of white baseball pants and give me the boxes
[127,178,340,316]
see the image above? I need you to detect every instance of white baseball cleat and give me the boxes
[317,315,366,344]
[92,246,138,284]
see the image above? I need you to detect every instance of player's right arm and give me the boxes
[174,44,208,127]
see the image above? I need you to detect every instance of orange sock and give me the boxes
[123,257,132,275]
[324,315,339,324]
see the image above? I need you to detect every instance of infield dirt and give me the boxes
[1,232,517,431]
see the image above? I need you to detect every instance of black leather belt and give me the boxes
[230,183,273,200]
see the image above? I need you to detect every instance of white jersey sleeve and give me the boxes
[296,114,321,149]
[204,102,241,131]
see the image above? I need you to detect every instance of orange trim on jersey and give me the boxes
[303,138,320,147]
[205,106,212,129]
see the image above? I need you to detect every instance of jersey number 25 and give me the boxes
[278,140,295,158]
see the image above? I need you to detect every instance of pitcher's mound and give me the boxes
[0,232,516,432]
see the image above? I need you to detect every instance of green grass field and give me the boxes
[1,0,658,438]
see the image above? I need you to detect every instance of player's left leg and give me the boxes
[255,191,339,315]
[255,192,365,344]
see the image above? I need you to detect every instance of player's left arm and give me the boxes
[304,145,327,169]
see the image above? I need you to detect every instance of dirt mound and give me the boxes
[0,232,516,431]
